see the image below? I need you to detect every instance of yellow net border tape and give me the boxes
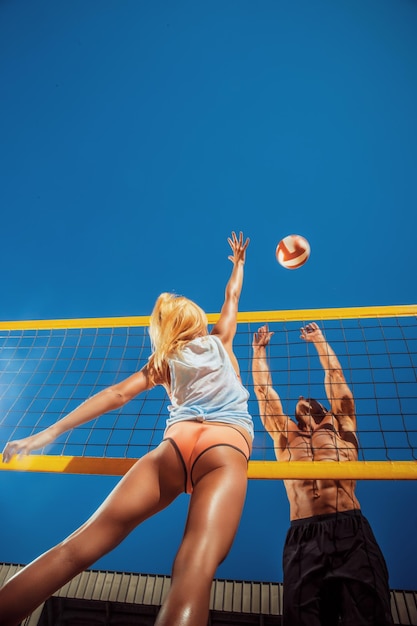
[0,304,416,330]
[0,455,416,479]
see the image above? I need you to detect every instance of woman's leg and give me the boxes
[155,445,249,626]
[0,442,184,626]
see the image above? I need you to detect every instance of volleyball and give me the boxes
[276,234,311,270]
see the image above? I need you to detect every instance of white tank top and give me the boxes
[165,334,253,439]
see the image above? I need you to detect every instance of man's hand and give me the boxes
[253,324,274,350]
[300,322,325,344]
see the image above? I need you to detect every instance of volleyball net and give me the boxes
[0,304,416,480]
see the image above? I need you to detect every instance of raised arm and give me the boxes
[252,325,290,449]
[211,231,249,371]
[300,322,356,432]
[2,366,153,463]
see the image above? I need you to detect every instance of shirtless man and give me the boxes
[252,322,393,626]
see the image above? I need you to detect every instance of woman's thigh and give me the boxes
[64,441,187,560]
[174,445,249,574]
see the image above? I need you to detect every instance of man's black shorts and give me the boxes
[282,509,393,626]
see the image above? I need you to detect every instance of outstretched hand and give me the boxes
[228,231,250,265]
[253,324,274,349]
[2,430,55,464]
[300,322,324,343]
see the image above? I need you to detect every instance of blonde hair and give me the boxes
[148,293,208,383]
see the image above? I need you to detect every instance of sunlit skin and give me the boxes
[0,232,251,626]
[252,322,360,520]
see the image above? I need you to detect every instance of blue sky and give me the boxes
[0,0,417,591]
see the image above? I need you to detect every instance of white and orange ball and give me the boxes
[276,234,311,270]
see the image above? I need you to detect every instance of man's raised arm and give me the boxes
[252,325,289,447]
[300,322,356,432]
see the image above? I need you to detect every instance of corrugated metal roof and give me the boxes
[391,589,417,626]
[0,563,416,625]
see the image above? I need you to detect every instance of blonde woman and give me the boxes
[0,232,252,626]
